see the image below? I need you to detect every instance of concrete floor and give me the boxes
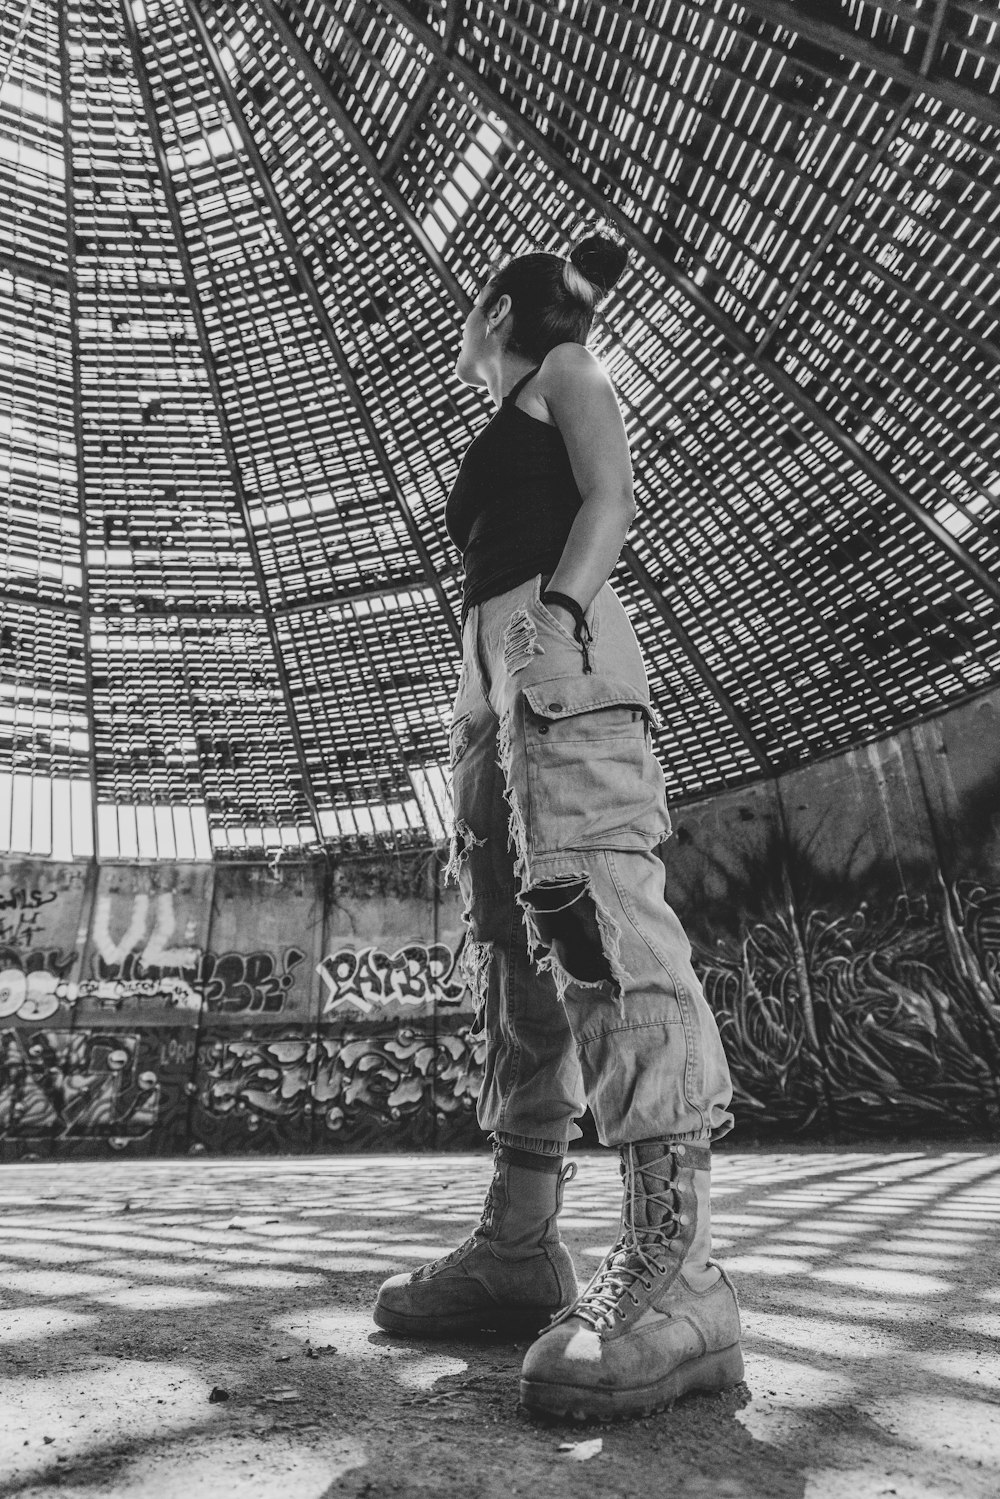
[0,1148,998,1499]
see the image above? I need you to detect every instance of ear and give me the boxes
[487,294,512,330]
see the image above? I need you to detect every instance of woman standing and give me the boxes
[374,230,743,1421]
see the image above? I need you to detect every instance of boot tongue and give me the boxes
[628,1144,678,1233]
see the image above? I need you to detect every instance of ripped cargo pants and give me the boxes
[446,573,734,1149]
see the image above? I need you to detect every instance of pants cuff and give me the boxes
[494,1130,567,1159]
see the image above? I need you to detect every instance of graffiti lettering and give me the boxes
[201,949,305,1014]
[0,911,46,948]
[0,950,79,1023]
[0,888,58,913]
[160,1036,197,1068]
[93,892,201,971]
[198,1036,314,1124]
[196,1026,484,1139]
[0,943,304,1020]
[316,943,466,1017]
[0,1030,159,1138]
[77,977,201,1012]
[312,1028,483,1135]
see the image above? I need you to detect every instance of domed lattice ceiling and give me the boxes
[1,0,998,859]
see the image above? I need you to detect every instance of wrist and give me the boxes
[539,587,594,674]
[546,601,576,630]
[548,593,578,623]
[540,588,585,626]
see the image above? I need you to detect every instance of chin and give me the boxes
[455,358,484,387]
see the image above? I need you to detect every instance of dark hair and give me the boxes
[481,229,628,362]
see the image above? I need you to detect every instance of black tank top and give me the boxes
[445,368,583,623]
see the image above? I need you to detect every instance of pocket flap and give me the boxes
[523,676,661,729]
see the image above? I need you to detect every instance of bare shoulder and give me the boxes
[537,342,608,390]
[535,345,616,425]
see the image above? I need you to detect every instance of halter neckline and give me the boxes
[503,367,541,405]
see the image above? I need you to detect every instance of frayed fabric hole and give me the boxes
[496,711,514,778]
[501,608,544,676]
[459,937,492,1044]
[449,712,472,769]
[519,877,631,1017]
[443,818,486,887]
[524,877,589,915]
[504,786,530,887]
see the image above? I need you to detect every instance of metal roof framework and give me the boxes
[0,0,998,859]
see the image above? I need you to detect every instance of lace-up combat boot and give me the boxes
[519,1141,742,1418]
[373,1140,579,1338]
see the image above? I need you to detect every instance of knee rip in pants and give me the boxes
[520,877,631,1017]
[496,708,630,1015]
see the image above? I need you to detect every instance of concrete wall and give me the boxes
[0,852,475,1158]
[663,687,1000,1138]
[2,687,998,1157]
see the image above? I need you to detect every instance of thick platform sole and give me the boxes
[373,1298,564,1340]
[519,1341,745,1420]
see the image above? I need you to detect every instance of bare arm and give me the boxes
[534,344,635,629]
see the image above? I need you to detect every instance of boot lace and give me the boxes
[566,1149,681,1333]
[413,1166,500,1279]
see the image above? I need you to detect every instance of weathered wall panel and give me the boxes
[661,778,825,1130]
[76,863,215,1027]
[205,862,322,1024]
[314,854,477,1149]
[189,862,325,1154]
[0,859,93,1028]
[663,688,1000,1139]
[2,687,998,1156]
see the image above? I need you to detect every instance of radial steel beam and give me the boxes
[120,0,327,846]
[253,0,469,310]
[106,572,459,620]
[741,0,999,129]
[183,0,463,651]
[755,0,953,357]
[252,1,774,766]
[442,0,462,53]
[755,97,914,359]
[622,545,771,773]
[57,0,101,858]
[0,0,35,95]
[374,0,1000,612]
[379,0,463,173]
[379,62,445,180]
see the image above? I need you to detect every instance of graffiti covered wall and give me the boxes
[0,850,480,1158]
[664,689,1000,1138]
[2,688,998,1157]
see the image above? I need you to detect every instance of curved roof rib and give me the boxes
[372,0,1000,606]
[0,0,997,859]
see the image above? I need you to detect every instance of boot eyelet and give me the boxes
[657,1265,667,1275]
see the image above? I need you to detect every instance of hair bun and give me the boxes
[568,232,628,296]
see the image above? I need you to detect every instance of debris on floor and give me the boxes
[557,1437,603,1460]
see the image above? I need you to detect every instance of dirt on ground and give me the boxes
[1,1148,999,1499]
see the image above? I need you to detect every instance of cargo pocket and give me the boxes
[521,676,670,856]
